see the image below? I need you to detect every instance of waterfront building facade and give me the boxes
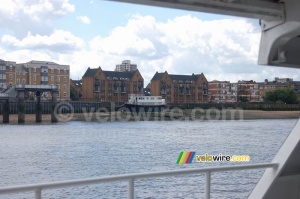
[82,66,144,102]
[150,71,208,103]
[208,81,237,103]
[0,59,17,90]
[237,80,260,102]
[115,60,137,72]
[0,59,70,100]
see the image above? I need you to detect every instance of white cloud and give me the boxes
[1,30,84,52]
[77,16,91,24]
[0,0,75,37]
[0,14,299,85]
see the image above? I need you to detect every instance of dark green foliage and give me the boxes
[239,96,249,102]
[264,89,299,104]
[70,86,78,101]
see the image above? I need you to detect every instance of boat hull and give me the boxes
[124,104,165,112]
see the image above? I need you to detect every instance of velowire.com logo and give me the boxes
[176,151,250,164]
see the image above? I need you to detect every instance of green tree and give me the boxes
[70,86,78,101]
[264,89,299,104]
[239,96,249,102]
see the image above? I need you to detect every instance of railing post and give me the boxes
[205,171,211,199]
[35,188,42,199]
[128,178,134,199]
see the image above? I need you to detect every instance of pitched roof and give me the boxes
[151,72,165,80]
[83,68,98,77]
[102,70,136,79]
[169,74,198,82]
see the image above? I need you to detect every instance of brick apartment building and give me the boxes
[208,80,238,103]
[0,59,70,100]
[150,71,208,103]
[82,66,144,102]
[237,80,260,102]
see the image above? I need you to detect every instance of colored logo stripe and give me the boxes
[176,151,196,164]
[186,152,196,164]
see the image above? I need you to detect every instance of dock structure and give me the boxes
[0,85,58,124]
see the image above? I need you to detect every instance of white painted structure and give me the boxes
[0,162,278,199]
[127,94,166,106]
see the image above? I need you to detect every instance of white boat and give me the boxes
[124,94,166,112]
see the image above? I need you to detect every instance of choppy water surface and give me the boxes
[0,119,298,199]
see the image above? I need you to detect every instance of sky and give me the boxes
[0,0,299,85]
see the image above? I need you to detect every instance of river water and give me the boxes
[0,119,298,199]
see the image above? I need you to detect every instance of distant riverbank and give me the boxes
[1,110,300,124]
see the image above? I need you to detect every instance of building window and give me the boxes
[51,76,54,81]
[9,65,12,71]
[57,84,60,90]
[57,77,60,82]
[9,74,12,80]
[57,92,60,97]
[33,75,36,81]
[64,77,67,82]
[63,84,67,90]
[57,68,60,74]
[64,92,67,97]
[51,68,54,73]
[64,69,67,74]
[22,79,26,84]
[17,78,20,84]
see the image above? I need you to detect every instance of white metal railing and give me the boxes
[0,93,9,98]
[0,163,278,199]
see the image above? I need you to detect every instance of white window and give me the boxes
[22,79,26,84]
[9,74,12,80]
[1,66,6,70]
[57,92,60,97]
[33,75,36,81]
[57,77,60,82]
[51,76,54,81]
[17,78,20,84]
[33,67,36,72]
[64,92,67,97]
[57,84,60,90]
[0,74,5,79]
[57,68,60,74]
[64,69,67,74]
[9,65,12,71]
[64,77,67,82]
[63,84,67,90]
[51,68,54,73]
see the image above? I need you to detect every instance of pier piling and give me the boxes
[3,100,9,124]
[18,90,25,124]
[36,91,42,123]
[51,91,58,123]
